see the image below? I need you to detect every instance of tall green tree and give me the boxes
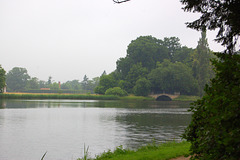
[47,76,52,86]
[50,82,60,90]
[88,77,100,92]
[94,74,117,94]
[101,70,107,77]
[116,57,132,79]
[116,36,174,80]
[115,35,198,95]
[181,0,240,53]
[81,75,89,91]
[193,31,215,96]
[181,0,240,159]
[6,67,30,92]
[160,37,181,61]
[0,65,6,93]
[173,46,194,65]
[148,60,198,95]
[125,36,169,70]
[81,77,100,93]
[126,36,158,70]
[183,53,240,160]
[133,77,151,96]
[126,63,148,90]
[39,80,47,89]
[25,77,40,90]
[61,80,81,90]
[118,80,132,93]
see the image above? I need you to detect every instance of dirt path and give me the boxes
[170,156,190,160]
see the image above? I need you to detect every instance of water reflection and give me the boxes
[0,99,192,160]
[114,109,191,148]
[0,99,191,109]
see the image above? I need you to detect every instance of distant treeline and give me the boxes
[21,89,86,94]
[4,67,101,94]
[1,33,215,97]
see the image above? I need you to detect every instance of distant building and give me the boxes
[40,88,51,90]
[3,86,6,93]
[58,81,61,89]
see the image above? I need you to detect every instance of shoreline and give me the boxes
[0,92,199,102]
[77,141,190,160]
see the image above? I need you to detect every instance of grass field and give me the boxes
[172,95,200,101]
[77,141,190,160]
[120,95,155,101]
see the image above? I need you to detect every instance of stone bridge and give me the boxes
[149,93,180,101]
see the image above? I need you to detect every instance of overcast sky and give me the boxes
[0,0,224,82]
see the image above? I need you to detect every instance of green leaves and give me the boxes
[6,67,30,92]
[148,60,197,95]
[183,53,240,159]
[105,87,128,97]
[0,65,6,93]
[181,0,240,53]
[133,78,151,96]
[94,74,117,94]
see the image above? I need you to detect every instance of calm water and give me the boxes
[0,99,192,160]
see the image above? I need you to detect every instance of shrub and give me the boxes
[133,78,151,96]
[105,87,128,97]
[183,53,240,159]
[94,86,105,94]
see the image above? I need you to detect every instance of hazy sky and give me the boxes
[0,0,224,82]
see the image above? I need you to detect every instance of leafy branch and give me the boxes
[113,0,131,4]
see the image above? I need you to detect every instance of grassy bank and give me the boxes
[120,95,155,101]
[120,94,199,102]
[0,93,155,101]
[0,93,120,100]
[0,93,198,102]
[172,95,200,102]
[78,141,190,160]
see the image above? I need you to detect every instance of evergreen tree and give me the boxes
[81,75,89,91]
[47,76,52,86]
[193,31,214,96]
[101,70,107,77]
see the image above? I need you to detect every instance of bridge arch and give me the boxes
[156,95,172,101]
[149,93,180,101]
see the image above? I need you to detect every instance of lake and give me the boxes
[0,99,192,160]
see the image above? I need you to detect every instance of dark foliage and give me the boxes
[133,77,151,96]
[183,53,240,160]
[113,0,130,3]
[105,87,128,97]
[115,36,201,95]
[181,0,240,53]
